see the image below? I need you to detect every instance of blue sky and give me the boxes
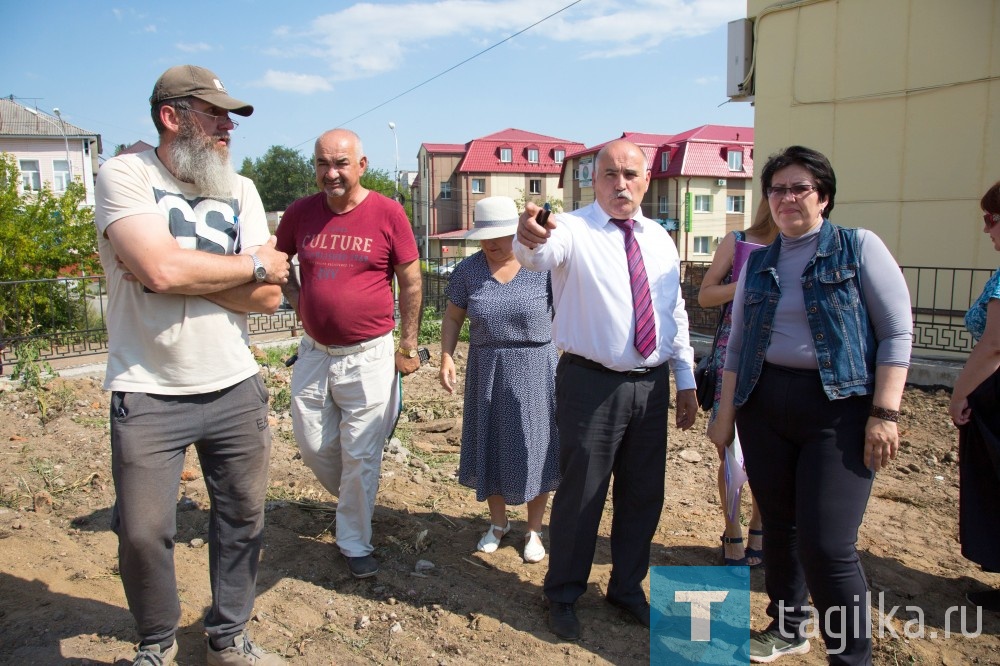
[3,0,753,176]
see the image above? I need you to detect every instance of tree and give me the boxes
[361,167,413,222]
[0,152,100,338]
[238,145,314,212]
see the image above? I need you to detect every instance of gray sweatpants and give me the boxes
[109,374,272,648]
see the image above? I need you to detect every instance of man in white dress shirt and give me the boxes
[513,139,698,641]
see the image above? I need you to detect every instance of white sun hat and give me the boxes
[465,196,519,240]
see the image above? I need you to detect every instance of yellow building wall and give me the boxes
[747,0,1000,268]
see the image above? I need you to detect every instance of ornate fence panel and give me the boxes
[902,265,993,356]
[1,275,302,370]
[1,264,994,372]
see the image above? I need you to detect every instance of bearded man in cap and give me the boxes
[95,65,288,666]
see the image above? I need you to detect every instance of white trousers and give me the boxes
[290,332,396,557]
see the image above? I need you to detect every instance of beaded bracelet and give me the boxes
[869,405,900,422]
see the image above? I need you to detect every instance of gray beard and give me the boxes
[169,122,235,197]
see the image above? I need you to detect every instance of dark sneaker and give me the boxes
[966,589,1000,612]
[133,640,178,666]
[207,632,286,665]
[344,553,379,578]
[747,629,810,663]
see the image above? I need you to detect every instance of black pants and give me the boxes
[737,363,873,666]
[960,366,1000,572]
[543,354,669,605]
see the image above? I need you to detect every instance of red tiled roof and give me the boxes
[657,125,754,179]
[458,128,585,174]
[667,124,753,143]
[422,143,467,153]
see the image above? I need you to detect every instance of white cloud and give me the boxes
[695,76,719,86]
[286,0,743,80]
[176,42,212,53]
[255,70,333,94]
[144,24,157,33]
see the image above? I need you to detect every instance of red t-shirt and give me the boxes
[276,191,418,346]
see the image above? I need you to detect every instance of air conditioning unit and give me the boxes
[717,179,727,187]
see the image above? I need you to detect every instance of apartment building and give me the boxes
[414,129,585,257]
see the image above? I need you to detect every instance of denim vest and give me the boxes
[733,220,876,407]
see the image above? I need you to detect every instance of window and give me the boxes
[573,168,579,180]
[658,196,669,214]
[19,160,40,191]
[553,149,565,164]
[694,236,712,254]
[529,179,542,195]
[527,148,539,163]
[53,160,71,191]
[728,149,743,172]
[440,182,452,199]
[726,195,745,213]
[694,195,712,212]
[500,148,512,163]
[471,178,485,194]
[660,152,669,172]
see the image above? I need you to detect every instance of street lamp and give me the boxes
[387,121,399,199]
[388,121,426,258]
[52,108,71,180]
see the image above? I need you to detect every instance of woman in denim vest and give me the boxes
[949,181,1000,614]
[709,146,912,665]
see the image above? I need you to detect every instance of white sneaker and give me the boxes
[476,522,510,553]
[523,531,546,563]
[207,632,286,665]
[133,640,178,666]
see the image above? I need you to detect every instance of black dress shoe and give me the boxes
[607,596,651,627]
[548,601,581,641]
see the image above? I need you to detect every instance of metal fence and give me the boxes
[1,262,992,370]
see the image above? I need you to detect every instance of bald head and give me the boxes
[314,128,369,206]
[316,129,364,162]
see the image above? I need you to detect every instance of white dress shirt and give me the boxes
[513,201,695,388]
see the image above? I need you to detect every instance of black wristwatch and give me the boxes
[251,255,267,283]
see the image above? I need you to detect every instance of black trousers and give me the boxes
[737,363,874,666]
[543,354,669,605]
[960,366,1000,573]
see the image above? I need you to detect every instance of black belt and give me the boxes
[563,352,656,377]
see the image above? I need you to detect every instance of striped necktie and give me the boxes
[610,218,656,358]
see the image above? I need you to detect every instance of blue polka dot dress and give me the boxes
[445,251,560,504]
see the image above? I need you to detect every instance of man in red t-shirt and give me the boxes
[276,128,421,578]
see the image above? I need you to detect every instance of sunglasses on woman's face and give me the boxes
[985,212,1000,228]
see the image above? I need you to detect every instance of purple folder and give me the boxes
[733,240,766,282]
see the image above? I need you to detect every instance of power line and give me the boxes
[292,0,583,150]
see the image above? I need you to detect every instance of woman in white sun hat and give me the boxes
[439,196,560,563]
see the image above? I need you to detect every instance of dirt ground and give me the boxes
[0,341,997,665]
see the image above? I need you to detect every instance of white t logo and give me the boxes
[674,590,729,641]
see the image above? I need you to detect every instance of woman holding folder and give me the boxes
[698,199,777,567]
